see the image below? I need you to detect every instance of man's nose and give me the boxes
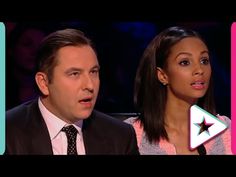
[82,74,94,93]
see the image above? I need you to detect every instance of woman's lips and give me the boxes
[191,81,205,90]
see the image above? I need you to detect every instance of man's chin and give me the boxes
[76,111,93,120]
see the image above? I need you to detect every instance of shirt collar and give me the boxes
[38,98,83,140]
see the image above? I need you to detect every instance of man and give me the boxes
[6,28,139,155]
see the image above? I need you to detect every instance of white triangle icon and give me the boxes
[190,105,228,149]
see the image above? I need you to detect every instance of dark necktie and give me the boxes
[61,125,78,155]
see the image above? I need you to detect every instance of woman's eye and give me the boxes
[179,60,190,66]
[201,58,209,65]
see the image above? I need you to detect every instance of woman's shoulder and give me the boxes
[216,114,231,128]
[124,117,139,125]
[205,114,232,154]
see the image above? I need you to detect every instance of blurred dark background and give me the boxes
[5,21,231,118]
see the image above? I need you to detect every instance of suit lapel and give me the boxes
[83,111,110,154]
[26,100,53,154]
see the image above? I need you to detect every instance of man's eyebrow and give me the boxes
[65,65,100,74]
[91,65,100,70]
[65,67,82,74]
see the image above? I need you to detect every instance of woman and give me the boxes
[125,26,231,155]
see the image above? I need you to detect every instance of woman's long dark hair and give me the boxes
[134,26,216,143]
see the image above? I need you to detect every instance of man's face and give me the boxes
[42,45,100,123]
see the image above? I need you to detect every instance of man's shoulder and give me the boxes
[6,99,38,124]
[91,110,125,124]
[90,110,133,130]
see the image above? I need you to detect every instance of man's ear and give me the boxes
[156,67,168,85]
[35,72,49,96]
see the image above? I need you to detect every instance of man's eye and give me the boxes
[70,72,80,76]
[91,70,98,74]
[90,69,99,75]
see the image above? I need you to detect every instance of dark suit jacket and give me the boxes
[6,99,139,155]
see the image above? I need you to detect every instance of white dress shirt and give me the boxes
[38,98,86,155]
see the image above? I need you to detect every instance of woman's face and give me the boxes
[160,37,211,103]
